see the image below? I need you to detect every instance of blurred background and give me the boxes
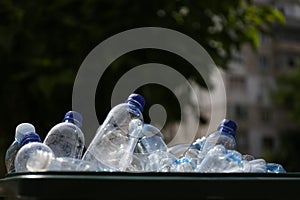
[1,0,300,177]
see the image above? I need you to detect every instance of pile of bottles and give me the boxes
[5,93,286,174]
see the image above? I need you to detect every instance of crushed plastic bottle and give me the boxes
[165,136,207,169]
[248,158,267,173]
[135,123,168,154]
[172,156,197,172]
[183,136,207,159]
[196,145,250,173]
[266,162,286,173]
[145,150,177,172]
[26,150,99,172]
[167,143,191,158]
[6,99,288,173]
[82,93,145,172]
[126,153,145,172]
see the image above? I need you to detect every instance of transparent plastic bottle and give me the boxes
[14,131,46,172]
[125,153,145,172]
[167,143,191,158]
[135,123,167,154]
[172,156,197,172]
[183,136,207,159]
[167,136,206,159]
[196,145,250,173]
[82,93,145,171]
[200,119,237,155]
[266,162,286,173]
[43,111,85,159]
[5,123,36,174]
[25,150,99,172]
[145,150,178,172]
[133,123,168,171]
[15,132,98,172]
[248,158,267,173]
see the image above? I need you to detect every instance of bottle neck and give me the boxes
[218,126,236,137]
[127,100,143,112]
[20,133,42,146]
[63,119,81,127]
[63,111,83,127]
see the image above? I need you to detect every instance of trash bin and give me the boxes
[0,171,299,200]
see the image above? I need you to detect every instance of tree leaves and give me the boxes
[272,61,300,122]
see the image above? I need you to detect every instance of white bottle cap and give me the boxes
[15,123,36,142]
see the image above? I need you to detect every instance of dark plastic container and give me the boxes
[0,172,300,199]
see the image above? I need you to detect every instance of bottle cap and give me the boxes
[218,119,237,136]
[15,123,36,143]
[20,132,42,147]
[63,111,83,127]
[126,93,145,112]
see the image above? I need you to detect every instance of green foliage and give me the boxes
[266,129,300,172]
[272,60,300,123]
[270,60,300,172]
[0,0,284,176]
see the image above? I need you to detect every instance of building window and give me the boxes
[287,57,296,69]
[228,75,246,90]
[283,4,300,19]
[259,33,270,45]
[230,47,244,63]
[234,104,248,120]
[258,55,269,72]
[261,107,272,123]
[262,136,275,156]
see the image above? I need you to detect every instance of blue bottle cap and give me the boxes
[63,111,83,127]
[218,119,237,136]
[15,123,36,143]
[20,132,42,147]
[126,93,145,112]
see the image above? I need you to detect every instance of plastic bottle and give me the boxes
[183,136,207,159]
[5,123,36,174]
[14,131,45,172]
[135,123,167,154]
[248,158,267,173]
[43,111,85,159]
[25,151,99,172]
[145,150,178,172]
[15,132,98,172]
[125,153,145,172]
[200,119,237,155]
[266,162,286,173]
[167,143,191,158]
[82,93,145,172]
[133,123,168,171]
[240,154,267,173]
[196,145,250,173]
[167,136,206,159]
[172,156,197,172]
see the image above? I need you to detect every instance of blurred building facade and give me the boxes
[225,0,300,157]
